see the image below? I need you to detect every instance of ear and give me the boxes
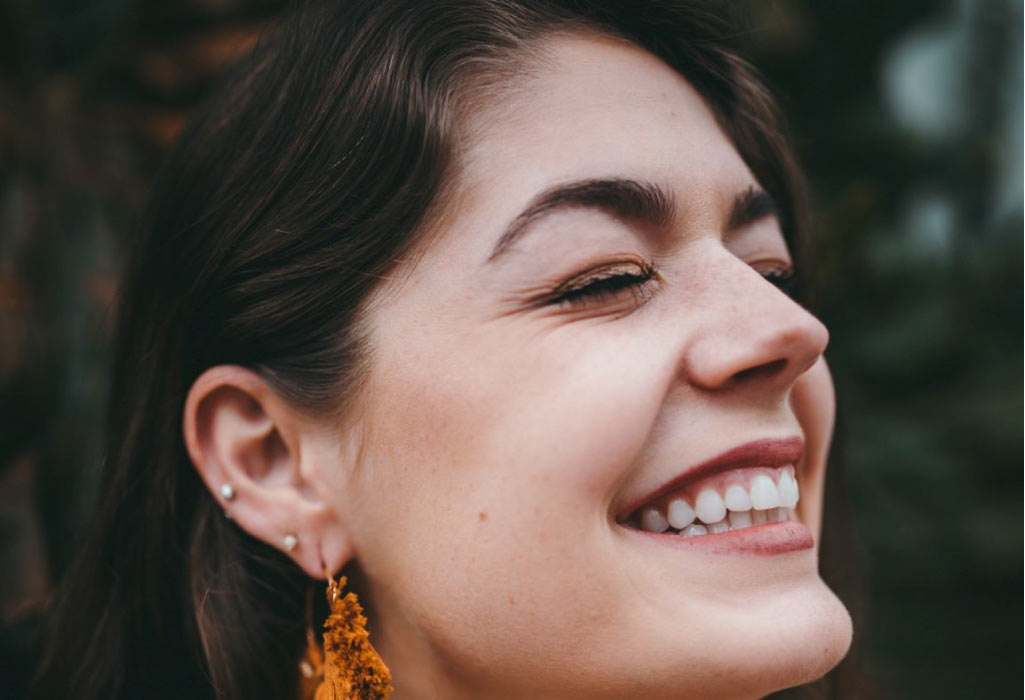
[182,365,353,578]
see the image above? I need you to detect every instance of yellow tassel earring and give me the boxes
[301,568,393,700]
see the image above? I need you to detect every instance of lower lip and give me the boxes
[620,520,814,555]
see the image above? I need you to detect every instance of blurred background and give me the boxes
[0,0,1020,697]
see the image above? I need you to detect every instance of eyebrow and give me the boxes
[726,185,779,232]
[487,178,674,262]
[487,178,779,262]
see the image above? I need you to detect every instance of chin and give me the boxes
[748,583,853,695]
[619,578,853,700]
[706,579,854,699]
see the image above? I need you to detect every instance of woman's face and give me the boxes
[330,34,851,699]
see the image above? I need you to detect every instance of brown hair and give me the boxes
[30,2,849,698]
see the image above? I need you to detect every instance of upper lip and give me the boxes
[616,436,805,520]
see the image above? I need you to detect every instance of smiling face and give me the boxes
[329,34,852,699]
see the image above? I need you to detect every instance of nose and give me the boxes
[679,257,829,394]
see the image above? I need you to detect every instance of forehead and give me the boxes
[372,32,763,306]
[428,34,757,259]
[472,37,747,190]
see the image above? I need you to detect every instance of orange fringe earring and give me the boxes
[301,569,393,700]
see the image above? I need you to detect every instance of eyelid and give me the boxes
[552,258,652,294]
[545,257,659,310]
[754,259,805,302]
[747,257,794,276]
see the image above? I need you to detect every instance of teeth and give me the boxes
[777,471,799,508]
[749,474,780,510]
[728,510,752,529]
[633,469,801,536]
[706,519,729,534]
[723,484,752,511]
[694,489,727,524]
[667,498,696,529]
[640,507,669,533]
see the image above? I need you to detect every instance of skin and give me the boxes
[185,33,852,700]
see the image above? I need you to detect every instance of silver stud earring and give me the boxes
[219,483,235,501]
[283,533,299,552]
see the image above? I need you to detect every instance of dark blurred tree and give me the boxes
[740,1,1022,697]
[0,2,287,696]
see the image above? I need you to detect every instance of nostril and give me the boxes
[732,358,787,384]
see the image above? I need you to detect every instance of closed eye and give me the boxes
[549,262,658,308]
[761,268,805,302]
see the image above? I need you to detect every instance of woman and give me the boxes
[31,1,854,698]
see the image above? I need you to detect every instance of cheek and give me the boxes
[349,326,669,680]
[789,357,836,539]
[345,313,847,695]
[357,322,664,519]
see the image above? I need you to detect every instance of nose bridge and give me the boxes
[681,252,829,392]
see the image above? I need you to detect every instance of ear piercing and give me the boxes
[217,484,298,553]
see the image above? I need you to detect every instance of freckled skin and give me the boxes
[325,34,852,700]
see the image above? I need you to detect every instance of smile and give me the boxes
[616,437,815,554]
[631,466,800,536]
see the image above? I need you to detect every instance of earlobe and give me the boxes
[182,365,354,578]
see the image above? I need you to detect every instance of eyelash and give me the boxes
[762,268,804,300]
[548,262,658,308]
[549,262,803,307]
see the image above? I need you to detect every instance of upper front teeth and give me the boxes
[694,489,727,524]
[777,472,799,508]
[723,484,752,511]
[636,468,800,535]
[749,475,780,510]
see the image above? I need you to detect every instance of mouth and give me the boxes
[615,437,813,554]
